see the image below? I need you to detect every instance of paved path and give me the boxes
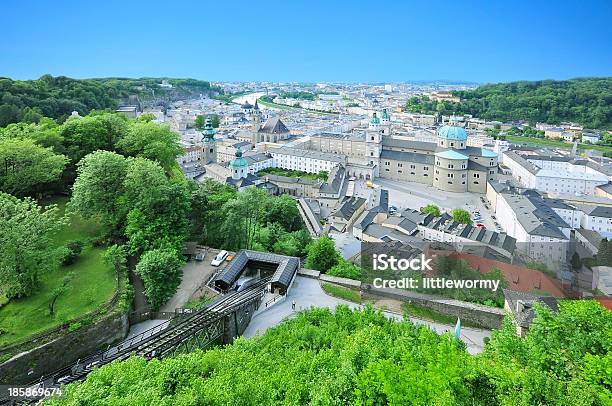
[244,276,491,354]
[160,250,225,312]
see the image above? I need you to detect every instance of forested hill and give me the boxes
[0,75,223,127]
[407,78,612,129]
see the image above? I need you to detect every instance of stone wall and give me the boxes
[362,287,505,330]
[0,312,129,385]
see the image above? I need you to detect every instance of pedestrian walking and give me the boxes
[292,300,296,310]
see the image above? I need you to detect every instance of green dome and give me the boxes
[381,108,390,120]
[438,125,468,141]
[370,112,380,125]
[230,148,248,168]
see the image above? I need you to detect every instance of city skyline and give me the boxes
[2,0,612,83]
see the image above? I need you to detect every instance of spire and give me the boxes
[369,112,380,125]
[381,108,390,121]
[254,99,259,110]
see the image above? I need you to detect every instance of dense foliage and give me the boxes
[0,75,222,127]
[0,194,65,298]
[452,208,473,225]
[278,91,316,100]
[191,180,311,256]
[305,236,341,272]
[48,300,611,405]
[135,248,185,310]
[406,78,612,129]
[0,137,68,197]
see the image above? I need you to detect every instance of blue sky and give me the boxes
[2,0,611,84]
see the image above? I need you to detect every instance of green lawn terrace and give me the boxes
[506,134,612,155]
[0,196,116,348]
[256,167,329,182]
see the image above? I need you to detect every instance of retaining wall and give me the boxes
[0,312,129,385]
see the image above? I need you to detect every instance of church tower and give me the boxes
[381,108,391,136]
[251,99,262,131]
[202,116,217,164]
[365,112,382,177]
[230,147,248,180]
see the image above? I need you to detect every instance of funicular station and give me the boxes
[3,250,300,405]
[213,250,300,296]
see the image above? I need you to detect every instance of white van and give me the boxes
[210,250,228,266]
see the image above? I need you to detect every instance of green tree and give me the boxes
[125,182,191,256]
[189,179,236,245]
[452,208,473,225]
[0,138,68,197]
[194,115,205,130]
[70,150,128,228]
[60,112,129,164]
[0,193,65,298]
[116,121,183,170]
[135,247,184,310]
[267,194,303,232]
[422,204,441,217]
[221,188,270,250]
[0,118,64,154]
[305,236,341,272]
[328,259,362,280]
[598,238,611,266]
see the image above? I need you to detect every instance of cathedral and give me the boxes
[237,100,291,144]
[288,108,499,193]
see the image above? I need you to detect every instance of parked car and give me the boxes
[211,250,228,266]
[476,223,486,229]
[195,251,206,261]
[389,205,398,214]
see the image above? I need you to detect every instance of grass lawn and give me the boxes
[507,135,612,155]
[321,283,362,303]
[0,196,116,347]
[256,167,328,182]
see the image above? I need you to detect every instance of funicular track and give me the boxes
[1,278,270,405]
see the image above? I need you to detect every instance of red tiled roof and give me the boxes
[595,297,612,310]
[425,249,567,297]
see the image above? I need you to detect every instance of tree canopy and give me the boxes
[0,75,222,127]
[0,193,65,298]
[135,247,184,310]
[452,208,473,225]
[405,78,612,129]
[47,300,612,405]
[116,121,183,170]
[0,137,68,197]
